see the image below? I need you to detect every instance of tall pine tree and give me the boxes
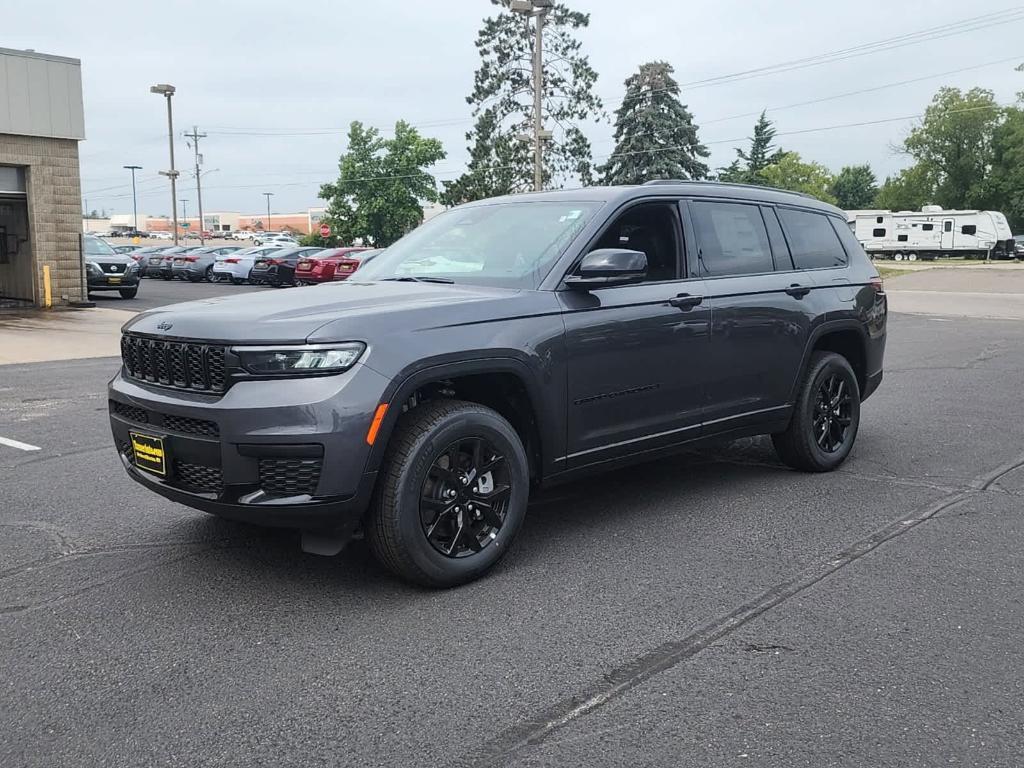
[599,61,708,184]
[718,111,784,184]
[441,1,603,205]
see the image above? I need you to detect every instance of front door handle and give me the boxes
[668,293,703,311]
[785,283,811,299]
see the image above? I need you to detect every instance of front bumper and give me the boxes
[88,272,140,290]
[108,362,391,532]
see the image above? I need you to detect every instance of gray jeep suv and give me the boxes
[108,182,887,587]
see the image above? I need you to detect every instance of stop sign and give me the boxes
[319,223,331,238]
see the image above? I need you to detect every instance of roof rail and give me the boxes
[641,179,816,200]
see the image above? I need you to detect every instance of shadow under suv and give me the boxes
[108,182,887,587]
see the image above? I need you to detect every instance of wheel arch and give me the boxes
[365,357,555,484]
[790,321,869,402]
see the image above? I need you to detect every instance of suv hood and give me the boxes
[123,280,547,344]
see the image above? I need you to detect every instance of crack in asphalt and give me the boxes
[468,452,1024,767]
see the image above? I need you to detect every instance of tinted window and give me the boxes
[778,208,847,269]
[922,223,934,231]
[690,202,773,276]
[873,228,886,237]
[944,221,953,232]
[876,216,884,224]
[962,224,977,235]
[897,234,908,242]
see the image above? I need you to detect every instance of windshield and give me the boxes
[84,236,116,257]
[356,201,602,288]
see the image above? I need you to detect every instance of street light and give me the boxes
[263,192,273,232]
[123,165,142,233]
[150,83,179,245]
[181,198,189,227]
[508,0,552,191]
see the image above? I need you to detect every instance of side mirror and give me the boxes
[565,248,647,289]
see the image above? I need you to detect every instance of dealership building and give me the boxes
[0,47,86,308]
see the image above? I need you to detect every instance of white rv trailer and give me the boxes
[849,206,1014,260]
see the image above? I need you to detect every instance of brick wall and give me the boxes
[0,133,85,306]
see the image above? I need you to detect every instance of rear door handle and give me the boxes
[668,293,703,311]
[785,283,811,299]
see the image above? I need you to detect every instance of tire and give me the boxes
[772,351,861,473]
[162,273,172,281]
[118,287,138,299]
[893,252,904,261]
[204,265,214,282]
[907,252,918,262]
[231,277,245,286]
[367,399,529,588]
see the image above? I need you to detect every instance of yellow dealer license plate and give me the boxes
[108,276,122,284]
[130,432,166,476]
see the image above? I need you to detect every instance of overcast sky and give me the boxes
[8,0,1024,217]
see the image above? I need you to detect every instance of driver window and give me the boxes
[587,202,681,283]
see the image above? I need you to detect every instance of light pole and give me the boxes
[180,198,189,237]
[510,0,553,191]
[263,192,273,232]
[150,83,179,245]
[123,165,142,233]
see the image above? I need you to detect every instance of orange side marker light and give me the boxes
[366,403,389,445]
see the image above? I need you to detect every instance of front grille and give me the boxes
[112,401,148,423]
[163,414,219,437]
[259,457,322,498]
[173,460,223,492]
[101,263,126,274]
[121,334,227,393]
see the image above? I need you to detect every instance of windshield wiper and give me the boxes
[380,276,455,284]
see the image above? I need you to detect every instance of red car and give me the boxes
[294,247,370,283]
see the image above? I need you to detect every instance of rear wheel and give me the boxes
[231,277,245,286]
[367,399,529,588]
[772,351,861,472]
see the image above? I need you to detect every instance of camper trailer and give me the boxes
[850,206,1015,260]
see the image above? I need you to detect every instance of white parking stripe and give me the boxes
[0,436,41,452]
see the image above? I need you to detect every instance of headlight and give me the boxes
[233,343,366,375]
[86,261,102,273]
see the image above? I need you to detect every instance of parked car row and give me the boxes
[128,243,383,287]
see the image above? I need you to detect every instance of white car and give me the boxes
[148,231,173,240]
[211,246,283,284]
[253,232,298,247]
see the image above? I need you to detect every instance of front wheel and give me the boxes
[118,287,138,299]
[367,399,529,588]
[772,351,861,472]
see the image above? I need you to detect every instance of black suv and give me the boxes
[108,182,886,587]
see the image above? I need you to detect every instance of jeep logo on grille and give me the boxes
[156,321,173,331]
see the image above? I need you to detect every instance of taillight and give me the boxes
[338,260,358,272]
[224,258,239,264]
[184,256,198,262]
[266,258,281,266]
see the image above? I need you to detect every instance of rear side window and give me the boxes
[778,208,848,269]
[690,201,773,276]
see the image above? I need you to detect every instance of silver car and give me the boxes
[211,246,284,284]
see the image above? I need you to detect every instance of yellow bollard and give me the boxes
[43,264,52,308]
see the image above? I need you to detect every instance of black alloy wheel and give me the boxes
[813,373,853,453]
[420,437,511,558]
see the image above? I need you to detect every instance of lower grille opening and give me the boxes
[258,457,323,498]
[173,460,223,493]
[113,401,148,424]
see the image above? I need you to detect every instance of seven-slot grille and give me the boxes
[100,262,127,274]
[121,334,227,393]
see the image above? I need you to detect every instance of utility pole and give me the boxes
[181,198,189,233]
[263,192,273,232]
[123,165,142,233]
[150,84,179,245]
[510,0,553,191]
[184,126,207,244]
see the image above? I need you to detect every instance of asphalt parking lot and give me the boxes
[2,278,1024,766]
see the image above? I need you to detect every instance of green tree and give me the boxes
[760,152,837,204]
[320,120,446,246]
[903,87,1002,209]
[873,165,937,211]
[442,1,603,204]
[829,164,879,209]
[717,111,784,184]
[976,105,1024,229]
[598,61,708,184]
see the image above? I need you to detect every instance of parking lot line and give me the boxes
[0,435,42,452]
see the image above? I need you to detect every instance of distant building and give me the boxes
[0,47,86,308]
